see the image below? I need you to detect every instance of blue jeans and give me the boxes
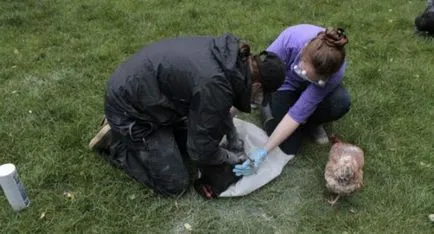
[261,85,351,155]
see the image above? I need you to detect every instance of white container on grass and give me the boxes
[0,163,30,211]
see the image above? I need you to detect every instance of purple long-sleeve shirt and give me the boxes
[266,24,347,124]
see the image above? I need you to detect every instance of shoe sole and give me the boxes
[315,137,330,145]
[89,124,111,150]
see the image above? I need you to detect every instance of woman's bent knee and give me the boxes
[333,87,352,117]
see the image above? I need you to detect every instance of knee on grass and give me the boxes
[156,174,190,197]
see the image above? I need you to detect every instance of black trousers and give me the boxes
[103,121,191,197]
[263,85,351,155]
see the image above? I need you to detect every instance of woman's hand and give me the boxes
[232,148,268,176]
[232,114,300,176]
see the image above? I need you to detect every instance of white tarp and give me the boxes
[219,118,295,197]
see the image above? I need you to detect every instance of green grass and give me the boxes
[0,0,433,233]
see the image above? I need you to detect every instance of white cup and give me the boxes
[0,163,30,211]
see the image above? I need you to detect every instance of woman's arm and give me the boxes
[263,61,346,153]
[233,113,299,176]
[264,114,299,153]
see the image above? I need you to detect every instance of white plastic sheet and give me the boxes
[219,118,295,197]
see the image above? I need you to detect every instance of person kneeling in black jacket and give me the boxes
[89,33,285,198]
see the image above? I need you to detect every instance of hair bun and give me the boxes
[320,27,349,48]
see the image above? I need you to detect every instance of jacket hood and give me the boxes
[210,33,252,113]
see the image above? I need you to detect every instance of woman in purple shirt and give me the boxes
[233,24,351,176]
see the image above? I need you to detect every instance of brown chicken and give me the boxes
[324,135,365,205]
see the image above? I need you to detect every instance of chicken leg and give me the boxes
[327,195,341,206]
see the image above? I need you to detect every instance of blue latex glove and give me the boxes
[232,148,267,176]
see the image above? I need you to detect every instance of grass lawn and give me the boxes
[0,0,433,233]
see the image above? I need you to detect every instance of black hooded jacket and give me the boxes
[104,33,252,165]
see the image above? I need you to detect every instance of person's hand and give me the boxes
[222,148,247,164]
[226,137,244,153]
[225,127,245,153]
[232,148,267,176]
